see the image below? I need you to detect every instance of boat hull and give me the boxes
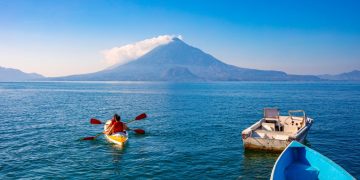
[271,141,354,180]
[242,115,313,152]
[243,124,311,152]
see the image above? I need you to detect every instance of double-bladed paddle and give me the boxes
[90,113,147,125]
[80,132,103,141]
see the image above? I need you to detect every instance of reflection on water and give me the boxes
[106,141,128,176]
[239,139,312,179]
[303,139,312,147]
[239,150,280,179]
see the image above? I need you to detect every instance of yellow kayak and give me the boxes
[104,120,128,146]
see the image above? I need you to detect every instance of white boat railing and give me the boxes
[288,110,306,119]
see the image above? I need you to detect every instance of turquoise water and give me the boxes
[0,81,359,179]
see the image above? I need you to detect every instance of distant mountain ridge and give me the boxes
[51,38,320,81]
[4,38,358,82]
[318,70,360,81]
[0,66,44,81]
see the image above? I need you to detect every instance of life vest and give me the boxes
[112,121,125,133]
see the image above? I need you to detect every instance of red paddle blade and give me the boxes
[135,113,147,120]
[81,136,96,140]
[90,118,102,124]
[133,129,145,134]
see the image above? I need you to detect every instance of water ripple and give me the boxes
[0,81,359,179]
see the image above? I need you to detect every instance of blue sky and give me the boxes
[0,0,359,77]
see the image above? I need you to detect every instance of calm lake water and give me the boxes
[0,81,359,179]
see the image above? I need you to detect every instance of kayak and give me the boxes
[271,141,354,180]
[104,120,128,146]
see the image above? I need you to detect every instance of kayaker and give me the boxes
[104,114,128,135]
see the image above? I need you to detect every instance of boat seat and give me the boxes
[264,118,280,123]
[253,130,292,140]
[264,108,279,119]
[262,122,275,131]
[263,108,283,130]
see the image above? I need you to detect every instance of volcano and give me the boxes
[52,37,320,81]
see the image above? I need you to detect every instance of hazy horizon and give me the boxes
[1,0,359,77]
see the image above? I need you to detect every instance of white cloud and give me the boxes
[101,35,182,67]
